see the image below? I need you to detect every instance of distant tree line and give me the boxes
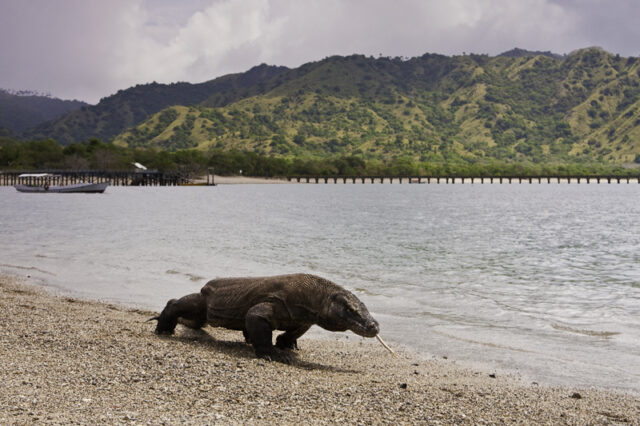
[0,137,636,178]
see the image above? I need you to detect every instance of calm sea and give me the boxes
[1,184,639,391]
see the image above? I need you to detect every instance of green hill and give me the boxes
[0,89,87,134]
[114,48,640,164]
[23,64,288,144]
[16,47,640,166]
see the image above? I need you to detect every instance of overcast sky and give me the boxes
[1,0,639,104]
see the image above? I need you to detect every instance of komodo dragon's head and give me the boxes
[320,291,380,338]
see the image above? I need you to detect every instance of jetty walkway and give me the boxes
[4,171,640,186]
[0,170,187,187]
[287,175,640,184]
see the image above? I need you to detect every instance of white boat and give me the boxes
[14,174,108,193]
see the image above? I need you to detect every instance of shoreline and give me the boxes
[1,274,638,424]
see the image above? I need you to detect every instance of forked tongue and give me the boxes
[375,334,398,357]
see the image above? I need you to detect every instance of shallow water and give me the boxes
[1,184,639,391]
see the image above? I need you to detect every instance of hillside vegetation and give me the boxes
[0,90,87,134]
[110,48,640,165]
[1,137,632,178]
[23,64,287,144]
[14,47,640,167]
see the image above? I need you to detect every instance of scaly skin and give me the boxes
[152,274,380,362]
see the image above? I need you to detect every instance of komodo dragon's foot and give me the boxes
[275,335,299,350]
[255,348,295,364]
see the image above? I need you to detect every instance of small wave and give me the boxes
[165,269,205,282]
[432,329,535,353]
[0,263,56,276]
[354,287,380,297]
[551,323,620,337]
[186,273,205,282]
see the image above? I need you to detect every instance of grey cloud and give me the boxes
[0,0,637,104]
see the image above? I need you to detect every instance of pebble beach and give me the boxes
[1,274,638,425]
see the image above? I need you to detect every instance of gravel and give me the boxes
[1,274,638,425]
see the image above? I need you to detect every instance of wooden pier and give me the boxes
[287,175,640,184]
[0,170,187,187]
[4,171,640,186]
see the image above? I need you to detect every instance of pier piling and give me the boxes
[281,174,640,184]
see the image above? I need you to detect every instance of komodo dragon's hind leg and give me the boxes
[154,293,207,335]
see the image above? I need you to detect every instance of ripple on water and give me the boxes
[551,323,621,338]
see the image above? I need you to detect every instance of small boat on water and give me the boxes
[14,173,109,193]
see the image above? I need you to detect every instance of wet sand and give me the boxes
[1,274,638,424]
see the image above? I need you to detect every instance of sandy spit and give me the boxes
[1,274,638,425]
[196,175,294,185]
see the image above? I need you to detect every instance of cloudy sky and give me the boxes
[1,0,639,104]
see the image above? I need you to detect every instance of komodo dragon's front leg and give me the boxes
[276,325,311,350]
[245,302,293,363]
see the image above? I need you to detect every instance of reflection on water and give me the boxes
[1,184,639,391]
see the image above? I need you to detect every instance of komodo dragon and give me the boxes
[150,273,389,362]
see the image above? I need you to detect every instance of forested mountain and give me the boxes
[498,48,564,60]
[23,64,288,144]
[0,89,87,134]
[18,48,640,164]
[114,47,640,164]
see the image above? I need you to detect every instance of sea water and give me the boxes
[1,184,639,391]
